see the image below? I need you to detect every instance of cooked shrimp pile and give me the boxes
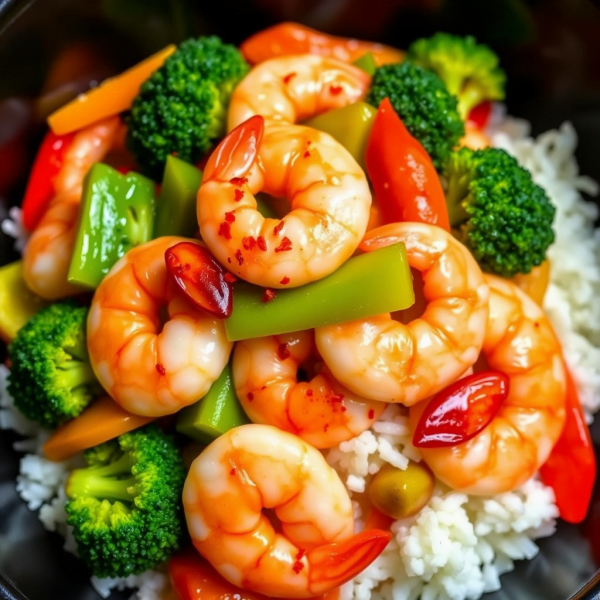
[11,22,588,600]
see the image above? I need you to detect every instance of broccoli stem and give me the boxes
[444,166,472,228]
[58,359,98,392]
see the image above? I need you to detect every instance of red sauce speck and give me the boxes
[242,236,256,250]
[230,467,236,475]
[296,548,306,560]
[273,220,285,235]
[292,561,304,574]
[261,385,267,390]
[224,211,235,223]
[278,343,291,361]
[304,150,311,158]
[156,363,166,376]
[257,236,267,251]
[218,222,232,239]
[330,84,343,95]
[306,389,313,397]
[283,72,297,84]
[262,288,277,303]
[224,272,237,283]
[234,188,244,202]
[368,409,375,419]
[247,392,254,401]
[235,249,244,265]
[230,176,248,186]
[227,257,232,264]
[280,276,290,285]
[331,393,344,403]
[275,237,293,253]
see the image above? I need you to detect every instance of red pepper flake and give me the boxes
[156,363,166,376]
[331,393,344,403]
[230,467,236,476]
[262,288,277,303]
[341,406,347,412]
[280,276,290,285]
[275,237,293,253]
[227,257,232,264]
[230,176,248,186]
[306,389,313,397]
[234,249,244,265]
[307,140,311,145]
[296,548,306,560]
[257,236,267,251]
[283,72,297,84]
[273,220,285,235]
[242,236,256,250]
[304,150,311,158]
[368,409,375,419]
[261,385,267,390]
[234,188,244,202]
[292,560,304,574]
[247,392,254,401]
[323,423,329,432]
[330,84,343,95]
[224,272,237,283]
[278,343,291,361]
[218,222,232,239]
[225,211,235,223]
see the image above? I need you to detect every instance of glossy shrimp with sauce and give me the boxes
[183,424,391,598]
[315,222,489,406]
[87,236,232,417]
[410,275,567,495]
[22,117,120,299]
[197,115,371,288]
[233,330,386,448]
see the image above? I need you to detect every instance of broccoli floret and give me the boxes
[445,147,555,277]
[127,36,249,179]
[7,301,101,429]
[367,61,464,169]
[407,33,506,119]
[65,425,186,578]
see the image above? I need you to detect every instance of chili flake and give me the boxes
[278,343,291,361]
[275,237,293,253]
[234,189,244,202]
[218,222,232,239]
[262,288,277,303]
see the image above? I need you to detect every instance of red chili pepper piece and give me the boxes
[366,98,449,230]
[540,365,596,524]
[165,242,233,318]
[21,129,76,231]
[412,371,509,448]
[467,100,493,130]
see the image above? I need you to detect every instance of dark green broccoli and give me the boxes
[7,301,101,429]
[127,36,249,179]
[65,425,186,578]
[407,33,506,119]
[367,61,464,169]
[445,147,555,277]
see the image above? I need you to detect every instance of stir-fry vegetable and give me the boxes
[47,45,176,135]
[367,61,464,169]
[407,33,506,119]
[21,129,75,231]
[444,147,555,277]
[155,155,202,238]
[412,371,509,448]
[127,37,249,178]
[65,426,186,577]
[177,363,248,444]
[224,242,414,341]
[68,163,155,289]
[8,301,101,429]
[0,261,47,342]
[352,52,378,75]
[366,98,449,229]
[540,367,596,524]
[43,396,154,462]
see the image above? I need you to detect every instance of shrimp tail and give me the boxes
[203,115,264,182]
[307,530,392,594]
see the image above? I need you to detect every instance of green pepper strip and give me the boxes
[352,52,378,76]
[304,101,377,170]
[176,363,248,444]
[155,155,203,238]
[68,163,155,289]
[225,242,414,342]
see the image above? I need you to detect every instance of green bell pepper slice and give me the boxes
[155,155,202,238]
[352,52,377,76]
[68,163,155,289]
[176,363,248,444]
[304,102,377,170]
[225,242,414,341]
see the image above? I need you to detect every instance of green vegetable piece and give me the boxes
[177,363,248,443]
[225,243,414,341]
[155,155,202,238]
[304,102,377,170]
[68,163,155,289]
[352,52,378,76]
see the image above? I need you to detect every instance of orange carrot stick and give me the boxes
[47,45,176,135]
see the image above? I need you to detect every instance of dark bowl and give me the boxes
[1,1,600,599]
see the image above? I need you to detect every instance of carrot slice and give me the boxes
[43,396,154,462]
[47,45,176,135]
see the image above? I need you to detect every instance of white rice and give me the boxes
[0,112,599,600]
[1,206,29,253]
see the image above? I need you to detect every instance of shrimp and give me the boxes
[409,275,567,495]
[22,117,119,299]
[232,330,386,449]
[197,115,371,288]
[183,424,391,598]
[240,22,404,68]
[315,222,489,405]
[87,237,232,417]
[228,54,370,130]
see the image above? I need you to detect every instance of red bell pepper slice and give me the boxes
[467,100,493,130]
[21,129,75,231]
[169,550,340,600]
[413,371,509,448]
[365,98,449,231]
[540,366,596,524]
